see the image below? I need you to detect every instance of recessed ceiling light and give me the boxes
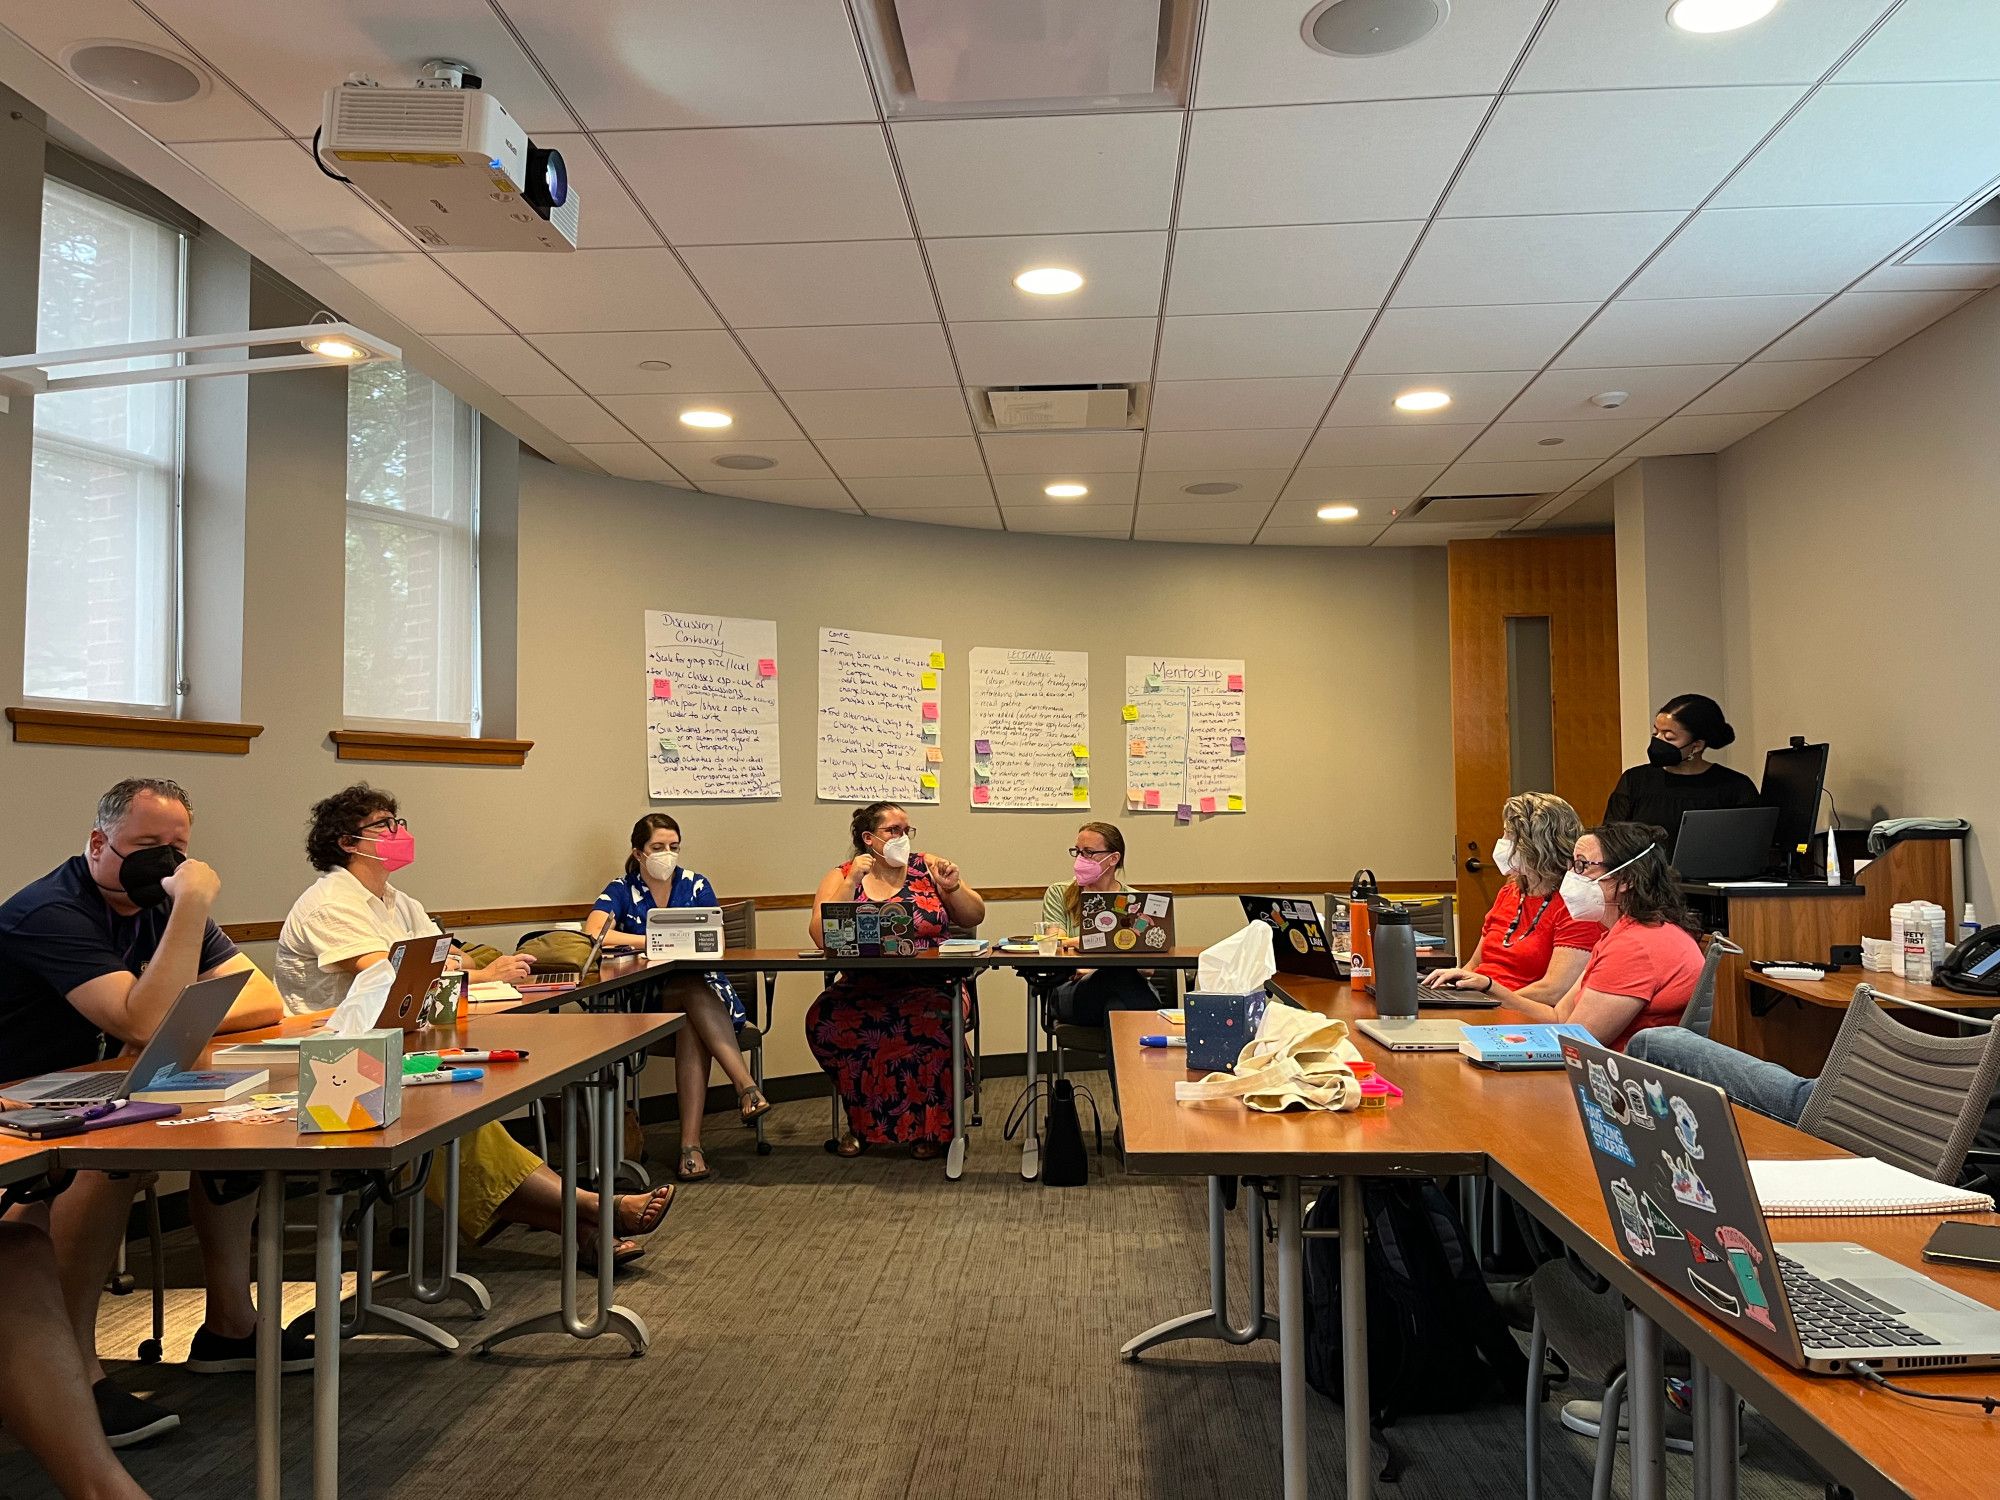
[637,359,675,371]
[1536,436,1565,447]
[62,40,209,104]
[1044,481,1089,498]
[1302,0,1449,58]
[1393,389,1451,413]
[1666,0,1778,35]
[712,454,777,471]
[1182,481,1241,496]
[1014,267,1084,296]
[1316,504,1361,522]
[679,409,732,429]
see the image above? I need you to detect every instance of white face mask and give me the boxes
[1492,838,1516,877]
[642,849,678,883]
[1560,845,1654,925]
[879,834,911,868]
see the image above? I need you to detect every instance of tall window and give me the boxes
[343,364,481,731]
[25,179,186,710]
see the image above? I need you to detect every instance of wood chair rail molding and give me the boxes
[7,707,263,755]
[327,729,533,767]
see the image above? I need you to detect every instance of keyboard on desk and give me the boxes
[1779,1253,1939,1350]
[1416,983,1500,1009]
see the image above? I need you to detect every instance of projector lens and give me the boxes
[524,144,568,218]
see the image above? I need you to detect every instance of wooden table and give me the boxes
[0,1135,55,1194]
[1747,966,1997,1015]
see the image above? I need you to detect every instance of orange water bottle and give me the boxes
[1347,868,1379,984]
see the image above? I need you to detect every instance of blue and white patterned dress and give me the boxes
[592,866,745,1026]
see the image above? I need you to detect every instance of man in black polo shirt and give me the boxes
[0,777,298,1447]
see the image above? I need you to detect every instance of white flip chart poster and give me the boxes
[967,647,1090,809]
[1124,656,1247,820]
[817,626,945,803]
[644,611,781,800]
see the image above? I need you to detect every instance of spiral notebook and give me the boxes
[1748,1156,1996,1217]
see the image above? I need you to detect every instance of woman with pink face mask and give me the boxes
[1039,822,1156,1031]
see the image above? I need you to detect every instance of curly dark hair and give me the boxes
[306,783,399,872]
[1587,821,1698,933]
[849,802,903,854]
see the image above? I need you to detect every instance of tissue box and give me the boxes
[297,1028,403,1133]
[1185,988,1270,1072]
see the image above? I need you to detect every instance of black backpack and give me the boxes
[1303,1178,1527,1473]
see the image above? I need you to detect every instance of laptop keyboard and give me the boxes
[1778,1254,1939,1349]
[1417,983,1493,1006]
[36,1075,123,1104]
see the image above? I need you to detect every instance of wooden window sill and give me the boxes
[8,707,263,755]
[329,729,533,767]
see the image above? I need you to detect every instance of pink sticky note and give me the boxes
[757,658,776,678]
[1175,803,1193,823]
[1227,674,1244,692]
[1230,735,1246,753]
[972,785,990,805]
[1143,789,1161,809]
[1200,796,1217,815]
[651,678,672,700]
[921,701,939,721]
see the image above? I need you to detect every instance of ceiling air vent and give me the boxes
[1402,493,1547,523]
[978,384,1146,432]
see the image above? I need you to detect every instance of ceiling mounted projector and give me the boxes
[318,65,579,252]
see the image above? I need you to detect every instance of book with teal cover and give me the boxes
[130,1068,269,1103]
[1458,1023,1596,1069]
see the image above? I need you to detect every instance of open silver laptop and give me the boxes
[4,970,251,1106]
[1356,1017,1468,1052]
[1565,1034,2000,1374]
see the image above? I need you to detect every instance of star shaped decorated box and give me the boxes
[297,1028,404,1133]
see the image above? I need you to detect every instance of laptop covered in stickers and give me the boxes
[1562,1034,2000,1374]
[820,900,932,959]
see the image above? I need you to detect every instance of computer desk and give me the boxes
[1114,977,2000,1500]
[0,1136,56,1197]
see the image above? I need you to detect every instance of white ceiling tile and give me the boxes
[1355,303,1597,373]
[1621,411,1784,458]
[499,0,876,128]
[1136,470,1293,506]
[1167,222,1423,316]
[736,324,957,390]
[319,253,506,334]
[1157,310,1372,380]
[892,114,1184,236]
[653,438,833,482]
[993,474,1140,507]
[7,0,278,141]
[1179,98,1489,228]
[181,141,411,254]
[815,436,987,477]
[1683,358,1869,415]
[868,506,1002,530]
[529,134,661,248]
[1143,429,1313,469]
[141,0,572,134]
[1194,0,1547,108]
[1623,204,1953,299]
[602,126,910,245]
[1503,365,1734,424]
[697,478,858,509]
[983,432,1145,475]
[570,443,688,485]
[1443,88,1803,217]
[846,476,996,508]
[1458,419,1659,464]
[1392,212,1682,307]
[1427,459,1600,495]
[1262,497,1405,529]
[434,248,718,333]
[924,233,1169,321]
[1002,505,1133,534]
[1302,425,1483,466]
[1255,524,1392,548]
[1148,377,1338,430]
[1757,288,1981,360]
[1554,295,1826,368]
[528,330,763,394]
[783,388,973,439]
[680,241,935,328]
[1514,0,1896,90]
[1853,260,2000,292]
[598,391,805,442]
[1840,0,2000,83]
[1717,83,2000,209]
[1280,465,1446,501]
[949,318,1157,386]
[427,335,580,396]
[1324,371,1534,427]
[509,395,632,443]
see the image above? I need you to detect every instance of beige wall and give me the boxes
[1614,458,1728,765]
[1716,288,2000,915]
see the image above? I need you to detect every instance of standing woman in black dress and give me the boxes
[1604,692,1760,831]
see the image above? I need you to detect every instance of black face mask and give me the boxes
[112,843,187,908]
[1646,737,1690,769]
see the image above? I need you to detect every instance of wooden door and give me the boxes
[1448,536,1623,934]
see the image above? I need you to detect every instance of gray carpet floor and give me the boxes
[1,1078,1830,1499]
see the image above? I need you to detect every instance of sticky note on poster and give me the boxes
[1227,674,1243,692]
[1072,787,1088,803]
[973,785,990,804]
[651,678,672,700]
[1143,789,1161,808]
[930,652,946,670]
[973,738,991,755]
[925,745,943,763]
[920,772,938,790]
[1122,704,1138,721]
[757,658,777,679]
[921,701,939,721]
[920,670,937,690]
[1230,735,1246,753]
[1200,796,1217,815]
[1129,738,1147,756]
[1227,794,1244,811]
[1175,803,1192,824]
[1071,744,1088,760]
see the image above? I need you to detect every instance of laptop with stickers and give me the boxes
[1079,891,1175,954]
[1239,895,1343,979]
[1563,1034,2000,1374]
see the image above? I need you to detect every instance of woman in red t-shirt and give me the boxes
[1433,792,1600,1004]
[1461,822,1703,1051]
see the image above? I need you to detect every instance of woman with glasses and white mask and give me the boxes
[1431,821,1702,1050]
[583,813,768,1182]
[806,802,986,1159]
[1434,793,1601,1006]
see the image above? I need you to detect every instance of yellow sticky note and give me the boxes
[1073,786,1089,803]
[925,745,942,763]
[920,671,938,690]
[929,651,946,670]
[1071,744,1089,760]
[920,772,938,789]
[1121,704,1138,722]
[1227,794,1244,811]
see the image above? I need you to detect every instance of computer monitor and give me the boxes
[1760,740,1829,868]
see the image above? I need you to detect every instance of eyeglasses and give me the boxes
[357,817,408,836]
[1069,847,1112,859]
[1570,857,1609,875]
[877,824,915,839]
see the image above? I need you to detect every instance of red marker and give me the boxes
[438,1048,527,1063]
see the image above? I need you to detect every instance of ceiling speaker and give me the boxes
[62,40,209,104]
[1301,0,1448,58]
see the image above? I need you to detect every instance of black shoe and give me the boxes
[185,1320,313,1374]
[1490,1276,1537,1332]
[93,1379,180,1449]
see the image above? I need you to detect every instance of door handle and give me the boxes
[1464,856,1485,873]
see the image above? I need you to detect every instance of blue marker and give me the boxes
[1139,1035,1187,1049]
[405,1067,484,1086]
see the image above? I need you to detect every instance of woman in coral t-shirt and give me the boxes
[1433,792,1600,1005]
[1459,822,1703,1051]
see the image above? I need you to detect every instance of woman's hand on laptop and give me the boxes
[472,953,534,986]
[1427,967,1490,992]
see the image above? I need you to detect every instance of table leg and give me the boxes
[1694,1359,1738,1500]
[1626,1304,1666,1500]
[1278,1176,1312,1500]
[397,1140,490,1316]
[947,984,967,1181]
[1121,1176,1276,1358]
[334,1196,458,1353]
[313,1173,344,1500]
[1018,976,1045,1180]
[1337,1174,1370,1500]
[256,1170,284,1500]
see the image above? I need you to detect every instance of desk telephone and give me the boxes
[1936,924,2000,997]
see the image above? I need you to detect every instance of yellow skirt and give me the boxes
[427,1120,542,1242]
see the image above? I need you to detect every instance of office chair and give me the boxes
[1678,933,1742,1038]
